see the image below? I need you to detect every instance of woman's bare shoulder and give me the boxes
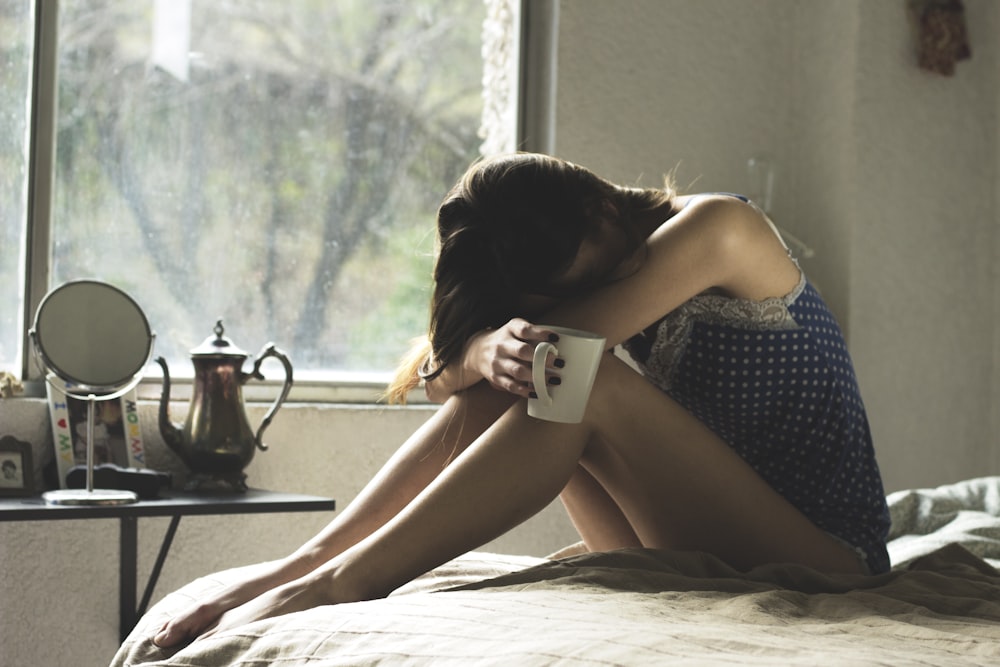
[649,193,762,250]
[542,193,793,346]
[652,193,798,300]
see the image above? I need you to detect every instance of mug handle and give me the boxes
[532,342,557,406]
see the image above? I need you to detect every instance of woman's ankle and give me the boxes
[312,554,391,605]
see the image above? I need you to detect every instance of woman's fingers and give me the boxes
[476,319,565,398]
[471,318,560,397]
[507,318,561,349]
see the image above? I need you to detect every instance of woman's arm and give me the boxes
[544,196,801,348]
[422,331,486,402]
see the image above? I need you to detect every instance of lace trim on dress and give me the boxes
[623,270,807,393]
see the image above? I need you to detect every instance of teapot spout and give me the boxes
[155,356,186,460]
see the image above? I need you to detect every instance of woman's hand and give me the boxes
[463,318,562,398]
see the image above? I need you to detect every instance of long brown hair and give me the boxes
[385,153,674,403]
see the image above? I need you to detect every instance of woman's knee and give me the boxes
[446,382,518,422]
[431,383,519,459]
[582,352,705,449]
[584,353,647,421]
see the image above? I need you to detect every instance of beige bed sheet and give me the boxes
[113,477,1000,666]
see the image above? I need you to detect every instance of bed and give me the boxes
[113,476,1000,666]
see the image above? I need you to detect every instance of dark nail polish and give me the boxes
[548,333,559,342]
[554,358,565,368]
[548,377,561,385]
[529,391,538,399]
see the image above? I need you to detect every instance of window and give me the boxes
[3,0,521,397]
[0,1,34,373]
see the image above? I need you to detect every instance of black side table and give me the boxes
[0,489,336,641]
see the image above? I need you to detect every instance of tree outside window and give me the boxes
[1,0,495,381]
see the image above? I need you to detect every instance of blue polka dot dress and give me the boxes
[622,222,891,574]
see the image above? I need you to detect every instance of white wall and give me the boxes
[989,0,1000,477]
[551,0,999,492]
[846,0,998,490]
[2,2,998,665]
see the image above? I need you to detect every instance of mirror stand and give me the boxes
[41,380,145,506]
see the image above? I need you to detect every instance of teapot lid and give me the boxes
[190,320,248,357]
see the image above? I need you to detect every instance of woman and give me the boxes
[153,153,890,648]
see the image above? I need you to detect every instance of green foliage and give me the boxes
[344,218,437,370]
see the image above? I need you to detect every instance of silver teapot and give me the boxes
[156,320,293,491]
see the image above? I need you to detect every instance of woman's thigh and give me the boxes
[581,354,865,574]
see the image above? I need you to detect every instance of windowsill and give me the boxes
[14,371,432,406]
[0,382,438,506]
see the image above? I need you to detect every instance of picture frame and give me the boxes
[46,378,147,489]
[0,435,35,497]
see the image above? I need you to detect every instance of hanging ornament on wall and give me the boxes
[907,0,972,76]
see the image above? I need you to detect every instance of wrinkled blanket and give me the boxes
[113,478,1000,666]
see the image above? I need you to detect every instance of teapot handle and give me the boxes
[248,343,294,451]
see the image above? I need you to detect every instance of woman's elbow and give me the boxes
[424,380,450,404]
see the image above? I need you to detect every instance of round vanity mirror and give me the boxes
[31,280,155,505]
[34,280,152,390]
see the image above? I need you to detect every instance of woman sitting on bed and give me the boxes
[154,152,890,648]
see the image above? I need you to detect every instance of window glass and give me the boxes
[0,0,33,374]
[52,0,487,377]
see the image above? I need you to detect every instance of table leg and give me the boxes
[138,515,181,619]
[119,516,138,643]
[118,514,183,643]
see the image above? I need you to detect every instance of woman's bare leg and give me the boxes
[287,383,516,570]
[190,354,865,641]
[315,353,864,604]
[154,383,514,646]
[574,357,863,571]
[560,463,641,551]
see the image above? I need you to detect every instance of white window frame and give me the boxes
[17,0,557,404]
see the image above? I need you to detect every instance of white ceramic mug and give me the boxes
[528,325,607,424]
